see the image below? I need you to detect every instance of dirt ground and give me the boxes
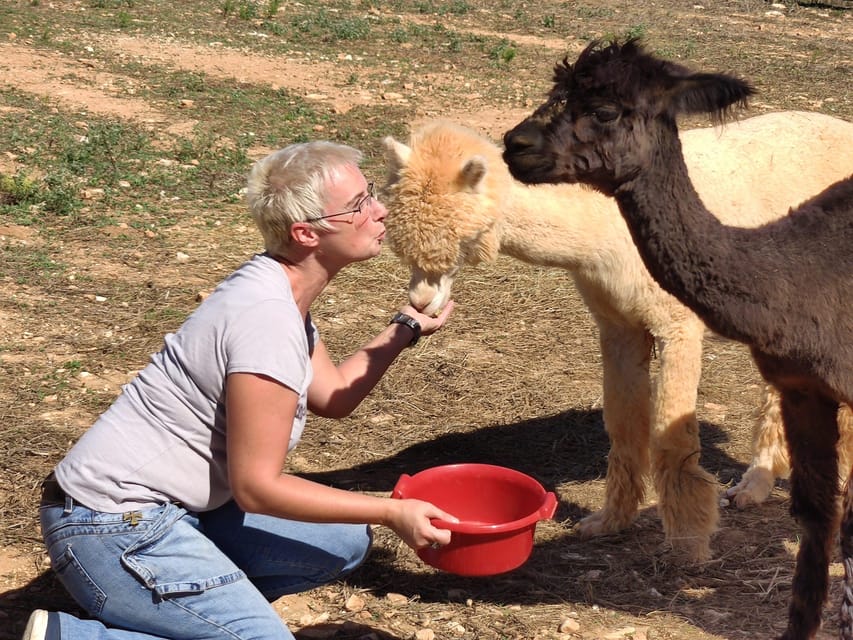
[1,1,851,639]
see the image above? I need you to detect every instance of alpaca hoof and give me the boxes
[668,536,712,564]
[726,469,775,508]
[576,507,634,538]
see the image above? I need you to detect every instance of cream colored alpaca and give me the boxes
[382,113,853,561]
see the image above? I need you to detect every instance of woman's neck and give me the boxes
[269,251,334,318]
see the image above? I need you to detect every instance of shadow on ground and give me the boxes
[299,408,748,524]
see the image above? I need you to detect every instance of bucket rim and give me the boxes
[392,463,558,534]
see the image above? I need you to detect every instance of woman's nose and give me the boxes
[373,199,388,222]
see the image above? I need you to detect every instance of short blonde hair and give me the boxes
[246,141,363,256]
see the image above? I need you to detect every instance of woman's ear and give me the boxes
[290,221,322,247]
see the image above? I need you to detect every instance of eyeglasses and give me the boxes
[308,182,376,226]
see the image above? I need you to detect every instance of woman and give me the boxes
[24,140,457,640]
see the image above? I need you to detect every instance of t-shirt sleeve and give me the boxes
[223,298,310,393]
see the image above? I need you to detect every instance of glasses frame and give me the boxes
[307,182,376,225]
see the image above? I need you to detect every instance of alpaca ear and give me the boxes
[382,136,412,173]
[667,72,756,121]
[460,156,488,192]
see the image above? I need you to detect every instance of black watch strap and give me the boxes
[390,312,421,347]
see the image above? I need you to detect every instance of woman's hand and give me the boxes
[398,300,455,337]
[385,498,459,550]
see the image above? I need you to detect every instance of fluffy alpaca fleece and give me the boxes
[382,113,853,561]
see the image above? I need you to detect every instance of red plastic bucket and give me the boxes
[391,463,558,576]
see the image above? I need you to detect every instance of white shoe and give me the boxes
[22,610,48,640]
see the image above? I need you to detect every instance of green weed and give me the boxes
[490,39,517,65]
[0,244,66,285]
[291,10,371,41]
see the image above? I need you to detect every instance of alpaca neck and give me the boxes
[500,182,623,272]
[612,128,770,344]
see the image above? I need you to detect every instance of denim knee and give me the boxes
[339,524,373,575]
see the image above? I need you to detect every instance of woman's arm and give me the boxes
[225,371,455,548]
[308,302,454,418]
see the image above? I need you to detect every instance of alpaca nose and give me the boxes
[503,121,543,155]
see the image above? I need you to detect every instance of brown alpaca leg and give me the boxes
[650,321,718,562]
[728,384,790,507]
[779,390,840,640]
[577,323,651,537]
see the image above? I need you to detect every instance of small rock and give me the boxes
[415,629,435,640]
[81,188,104,200]
[558,618,581,633]
[385,592,408,606]
[176,251,190,263]
[179,99,194,109]
[344,594,365,612]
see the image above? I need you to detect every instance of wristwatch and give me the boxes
[390,312,421,347]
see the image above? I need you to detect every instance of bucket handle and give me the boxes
[391,474,411,499]
[539,492,558,520]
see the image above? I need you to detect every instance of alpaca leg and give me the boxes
[838,404,853,488]
[778,390,839,640]
[650,320,718,562]
[576,322,651,537]
[728,396,853,508]
[727,384,791,507]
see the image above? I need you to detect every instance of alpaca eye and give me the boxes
[592,107,620,123]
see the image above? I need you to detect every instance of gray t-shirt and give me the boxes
[55,253,316,513]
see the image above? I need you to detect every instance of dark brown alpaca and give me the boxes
[502,40,853,640]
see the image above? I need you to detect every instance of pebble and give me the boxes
[558,618,581,633]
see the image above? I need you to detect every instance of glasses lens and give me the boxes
[353,183,375,228]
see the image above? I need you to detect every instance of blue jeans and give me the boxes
[39,499,372,639]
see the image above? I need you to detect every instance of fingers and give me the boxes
[422,504,457,547]
[408,300,455,336]
[391,499,458,550]
[429,506,460,525]
[433,300,455,325]
[427,526,453,547]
